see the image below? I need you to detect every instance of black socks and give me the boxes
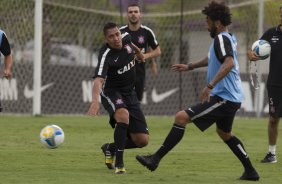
[107,138,138,152]
[114,123,128,167]
[155,123,185,159]
[225,136,255,171]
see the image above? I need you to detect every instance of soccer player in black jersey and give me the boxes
[248,5,282,164]
[120,3,161,101]
[0,29,13,112]
[87,22,148,174]
[136,1,259,181]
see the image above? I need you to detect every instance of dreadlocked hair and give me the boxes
[202,1,232,26]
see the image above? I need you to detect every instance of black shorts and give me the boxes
[101,89,148,134]
[184,95,241,133]
[267,86,282,118]
[134,76,145,101]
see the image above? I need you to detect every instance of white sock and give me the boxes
[269,145,276,155]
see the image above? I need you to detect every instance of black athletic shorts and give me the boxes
[134,76,145,101]
[101,89,148,134]
[267,86,282,118]
[184,95,241,133]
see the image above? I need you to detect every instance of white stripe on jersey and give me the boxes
[121,32,129,38]
[119,25,128,30]
[218,34,226,57]
[191,100,226,121]
[141,25,158,45]
[98,48,110,76]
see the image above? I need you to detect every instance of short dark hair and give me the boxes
[127,1,140,10]
[103,22,118,36]
[202,1,232,26]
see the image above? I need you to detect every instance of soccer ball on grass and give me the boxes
[40,125,65,149]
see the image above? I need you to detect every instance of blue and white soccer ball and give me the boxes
[40,125,65,149]
[251,39,271,60]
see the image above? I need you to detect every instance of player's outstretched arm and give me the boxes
[172,57,208,72]
[87,77,104,116]
[171,63,189,72]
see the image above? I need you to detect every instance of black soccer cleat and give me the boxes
[239,169,260,181]
[136,154,160,171]
[261,152,277,163]
[101,143,115,170]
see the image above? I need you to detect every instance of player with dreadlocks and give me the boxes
[136,1,260,181]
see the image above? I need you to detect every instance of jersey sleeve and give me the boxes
[260,28,273,42]
[0,32,11,56]
[214,34,233,63]
[146,28,159,50]
[119,26,127,34]
[121,32,132,44]
[94,47,110,79]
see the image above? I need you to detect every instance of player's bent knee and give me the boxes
[135,139,148,148]
[131,134,149,148]
[114,108,129,123]
[216,128,231,141]
[175,111,189,126]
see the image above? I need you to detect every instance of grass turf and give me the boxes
[0,116,281,184]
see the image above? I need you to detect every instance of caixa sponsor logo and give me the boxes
[117,60,135,74]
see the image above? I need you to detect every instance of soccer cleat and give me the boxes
[101,143,115,169]
[115,167,126,174]
[239,169,260,181]
[261,152,277,163]
[136,154,160,171]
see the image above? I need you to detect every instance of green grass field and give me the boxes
[0,115,281,184]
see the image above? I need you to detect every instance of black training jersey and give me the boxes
[119,25,159,76]
[260,25,282,87]
[0,30,11,56]
[95,32,136,90]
